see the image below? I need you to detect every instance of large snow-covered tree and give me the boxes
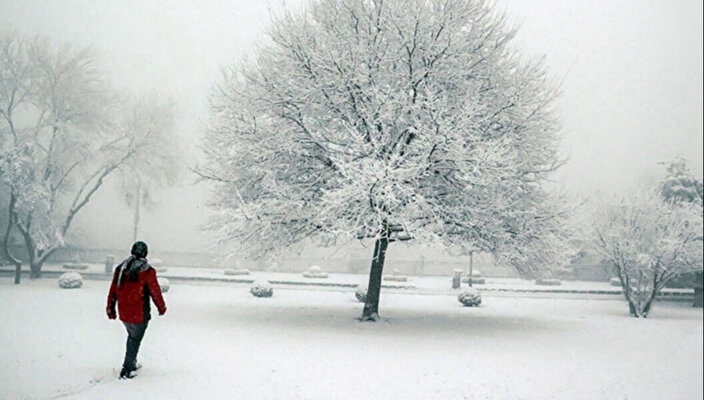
[202,0,572,320]
[593,191,703,318]
[0,34,175,279]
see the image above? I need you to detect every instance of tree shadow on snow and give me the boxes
[180,296,567,339]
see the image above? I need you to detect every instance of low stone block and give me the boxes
[62,263,89,270]
[303,265,328,278]
[384,275,408,282]
[535,278,562,286]
[224,268,250,276]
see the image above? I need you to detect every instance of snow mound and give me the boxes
[355,285,367,302]
[58,272,83,289]
[250,280,273,298]
[158,277,170,293]
[610,277,622,287]
[457,288,481,307]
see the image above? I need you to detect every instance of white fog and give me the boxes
[0,1,701,399]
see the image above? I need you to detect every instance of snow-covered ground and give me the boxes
[0,278,701,400]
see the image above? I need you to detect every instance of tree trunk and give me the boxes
[361,235,390,321]
[468,251,474,288]
[693,272,703,308]
[4,194,23,284]
[641,299,653,318]
[133,182,141,242]
[29,262,42,279]
[627,301,637,317]
[14,262,21,284]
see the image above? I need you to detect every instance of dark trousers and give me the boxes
[123,322,149,370]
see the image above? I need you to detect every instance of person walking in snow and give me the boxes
[106,241,167,379]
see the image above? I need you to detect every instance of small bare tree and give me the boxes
[593,191,703,317]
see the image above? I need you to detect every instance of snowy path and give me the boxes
[0,279,701,400]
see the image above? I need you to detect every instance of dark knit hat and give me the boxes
[131,241,148,258]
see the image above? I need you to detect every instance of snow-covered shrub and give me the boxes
[355,285,367,302]
[458,288,482,307]
[158,277,170,293]
[58,272,83,289]
[62,263,89,270]
[250,280,273,298]
[303,265,328,278]
[224,268,250,276]
[610,277,622,287]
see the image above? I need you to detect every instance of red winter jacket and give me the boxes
[106,257,166,324]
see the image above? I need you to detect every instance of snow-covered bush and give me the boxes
[610,277,622,287]
[58,272,83,289]
[458,288,482,307]
[250,280,273,298]
[158,277,170,293]
[303,265,328,278]
[224,268,250,276]
[355,285,367,303]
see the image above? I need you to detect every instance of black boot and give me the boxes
[119,366,136,379]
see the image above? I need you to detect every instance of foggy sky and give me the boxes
[0,0,701,252]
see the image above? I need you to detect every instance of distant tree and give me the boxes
[593,190,703,317]
[117,97,179,242]
[658,157,704,306]
[659,157,703,205]
[201,0,572,320]
[0,34,173,279]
